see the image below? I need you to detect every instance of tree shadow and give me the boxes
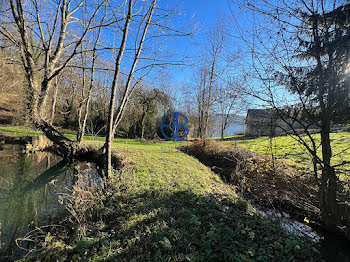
[100,190,320,262]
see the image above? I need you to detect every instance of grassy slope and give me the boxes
[78,139,319,261]
[222,132,350,168]
[0,126,320,261]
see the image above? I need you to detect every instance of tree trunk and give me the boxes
[77,90,92,144]
[50,78,59,125]
[221,124,224,141]
[111,0,156,137]
[105,0,133,178]
[204,112,210,138]
[319,113,338,232]
[141,112,146,139]
[8,0,104,160]
[76,68,86,143]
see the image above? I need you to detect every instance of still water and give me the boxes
[0,144,100,260]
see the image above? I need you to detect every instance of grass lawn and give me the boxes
[0,126,321,261]
[221,132,350,169]
[0,125,42,137]
[221,132,350,202]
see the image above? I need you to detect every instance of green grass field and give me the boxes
[221,132,350,171]
[0,126,323,261]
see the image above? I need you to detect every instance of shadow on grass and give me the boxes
[95,190,320,262]
[21,189,322,261]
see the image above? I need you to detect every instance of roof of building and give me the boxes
[245,109,280,124]
[246,109,272,118]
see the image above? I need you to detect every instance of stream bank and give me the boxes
[0,132,123,261]
[180,140,350,261]
[0,134,324,261]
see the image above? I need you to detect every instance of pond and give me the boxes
[0,144,101,260]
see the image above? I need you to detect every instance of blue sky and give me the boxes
[165,1,236,82]
[183,0,231,25]
[165,1,293,111]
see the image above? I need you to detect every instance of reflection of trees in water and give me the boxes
[0,147,38,255]
[0,145,95,257]
[0,145,62,188]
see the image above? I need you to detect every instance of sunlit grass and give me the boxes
[0,125,41,137]
[221,132,350,196]
[222,132,350,170]
[77,135,320,261]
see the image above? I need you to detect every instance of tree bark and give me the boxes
[8,0,103,158]
[141,111,146,139]
[50,77,59,125]
[105,0,133,178]
[319,112,338,231]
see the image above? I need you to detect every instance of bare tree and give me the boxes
[77,2,106,144]
[195,19,232,139]
[105,0,135,176]
[50,75,60,125]
[216,79,245,140]
[105,0,192,177]
[1,0,193,171]
[232,0,350,235]
[1,0,110,156]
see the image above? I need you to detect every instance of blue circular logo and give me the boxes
[160,112,189,141]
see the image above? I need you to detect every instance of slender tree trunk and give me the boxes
[199,87,206,139]
[141,112,146,139]
[77,0,101,144]
[77,67,86,141]
[221,120,225,141]
[111,0,156,136]
[198,99,202,138]
[77,88,92,143]
[105,0,133,178]
[77,16,104,143]
[50,77,59,125]
[204,112,209,138]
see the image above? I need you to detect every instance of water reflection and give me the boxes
[0,144,100,259]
